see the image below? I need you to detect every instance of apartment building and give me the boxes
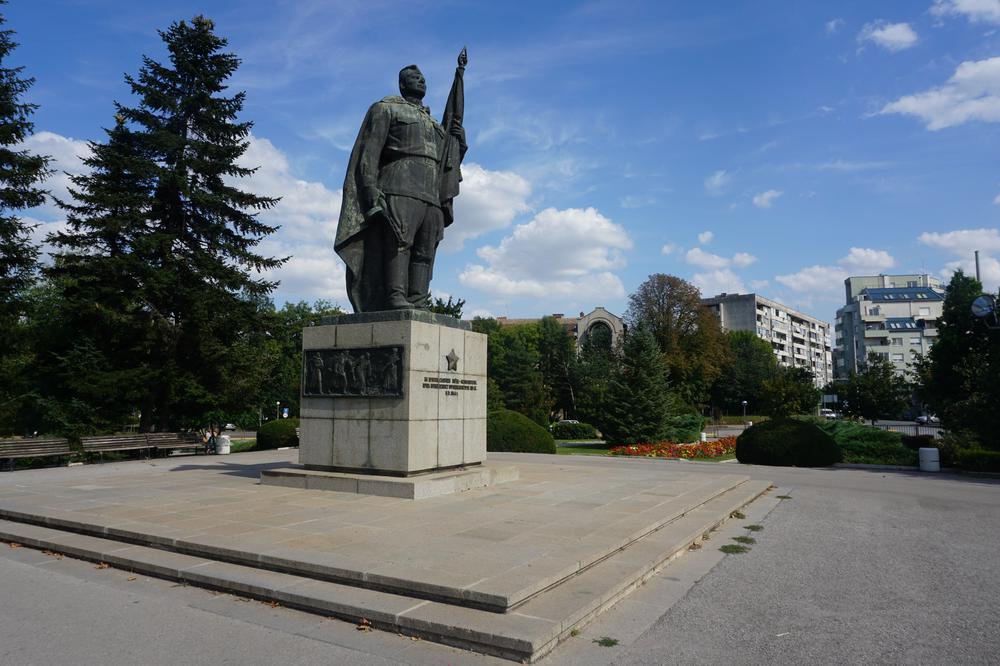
[701,293,833,386]
[834,274,944,378]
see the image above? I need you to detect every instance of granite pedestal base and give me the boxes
[260,462,519,499]
[298,310,487,477]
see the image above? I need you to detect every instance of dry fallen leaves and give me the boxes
[95,562,110,570]
[127,576,137,581]
[357,618,373,632]
[41,550,63,560]
[8,542,21,549]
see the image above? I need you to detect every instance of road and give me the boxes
[1,451,998,665]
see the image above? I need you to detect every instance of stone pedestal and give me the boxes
[297,310,487,476]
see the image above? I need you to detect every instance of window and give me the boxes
[891,337,903,346]
[891,353,904,362]
[919,307,930,316]
[907,281,917,287]
[910,338,922,345]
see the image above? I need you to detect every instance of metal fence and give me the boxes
[870,423,942,438]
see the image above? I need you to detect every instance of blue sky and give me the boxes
[11,0,1000,323]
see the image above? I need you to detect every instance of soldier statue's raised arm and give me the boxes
[335,48,468,313]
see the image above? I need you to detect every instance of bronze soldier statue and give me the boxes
[335,49,468,312]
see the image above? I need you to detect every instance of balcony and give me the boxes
[864,328,889,338]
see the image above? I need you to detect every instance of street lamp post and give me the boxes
[275,401,280,420]
[741,400,747,423]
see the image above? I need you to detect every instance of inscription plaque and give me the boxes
[303,346,404,398]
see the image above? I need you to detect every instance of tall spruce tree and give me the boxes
[0,4,49,436]
[50,16,285,431]
[602,326,671,445]
[0,4,48,326]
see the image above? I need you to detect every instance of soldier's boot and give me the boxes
[384,243,414,310]
[407,261,433,308]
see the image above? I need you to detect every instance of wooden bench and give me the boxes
[0,438,73,470]
[148,432,204,454]
[80,434,155,459]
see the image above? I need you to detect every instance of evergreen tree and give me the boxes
[49,16,285,431]
[759,365,820,418]
[428,295,465,318]
[602,326,671,445]
[0,5,50,436]
[536,316,576,416]
[921,271,999,448]
[570,323,614,427]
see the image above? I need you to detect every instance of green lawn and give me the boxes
[555,440,613,456]
[229,438,256,453]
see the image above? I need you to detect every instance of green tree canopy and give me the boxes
[920,270,999,449]
[625,274,729,406]
[601,326,672,445]
[759,365,820,418]
[45,16,285,432]
[843,352,910,424]
[711,330,779,413]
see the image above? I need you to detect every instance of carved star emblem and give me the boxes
[445,348,460,372]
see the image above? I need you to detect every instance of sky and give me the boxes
[9,0,1000,324]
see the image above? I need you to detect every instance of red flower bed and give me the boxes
[610,436,737,459]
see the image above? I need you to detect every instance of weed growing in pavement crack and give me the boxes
[730,510,746,519]
[777,495,792,500]
[720,544,749,554]
[745,524,764,532]
[593,637,619,647]
[732,535,756,544]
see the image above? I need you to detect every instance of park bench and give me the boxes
[80,434,155,460]
[0,438,74,470]
[148,432,203,454]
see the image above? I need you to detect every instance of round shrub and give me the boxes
[488,409,556,454]
[257,417,299,450]
[736,418,840,467]
[551,421,598,440]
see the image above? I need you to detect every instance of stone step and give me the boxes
[0,479,772,662]
[0,473,752,613]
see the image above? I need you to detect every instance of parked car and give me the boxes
[819,408,837,420]
[224,423,237,431]
[916,414,940,425]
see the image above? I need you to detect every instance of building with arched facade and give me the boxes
[494,307,625,352]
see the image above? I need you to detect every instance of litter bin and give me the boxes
[918,447,940,472]
[216,434,231,455]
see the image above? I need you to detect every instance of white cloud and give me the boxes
[826,18,845,34]
[918,228,1000,253]
[931,0,1000,24]
[880,56,1000,130]
[775,265,847,295]
[459,207,632,301]
[995,193,1000,205]
[446,163,532,251]
[698,230,714,244]
[685,247,757,269]
[692,269,746,297]
[686,247,729,269]
[661,243,677,255]
[732,252,758,268]
[858,21,919,52]
[704,170,730,196]
[19,131,93,214]
[752,189,783,208]
[839,247,896,273]
[235,135,347,304]
[920,228,1000,290]
[774,247,897,296]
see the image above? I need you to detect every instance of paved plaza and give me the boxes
[2,450,999,664]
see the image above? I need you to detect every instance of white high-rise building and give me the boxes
[702,293,833,386]
[833,274,944,378]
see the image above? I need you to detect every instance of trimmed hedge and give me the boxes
[488,409,556,454]
[257,417,299,450]
[551,421,598,440]
[957,449,1000,473]
[901,434,936,451]
[736,418,841,467]
[812,418,915,465]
